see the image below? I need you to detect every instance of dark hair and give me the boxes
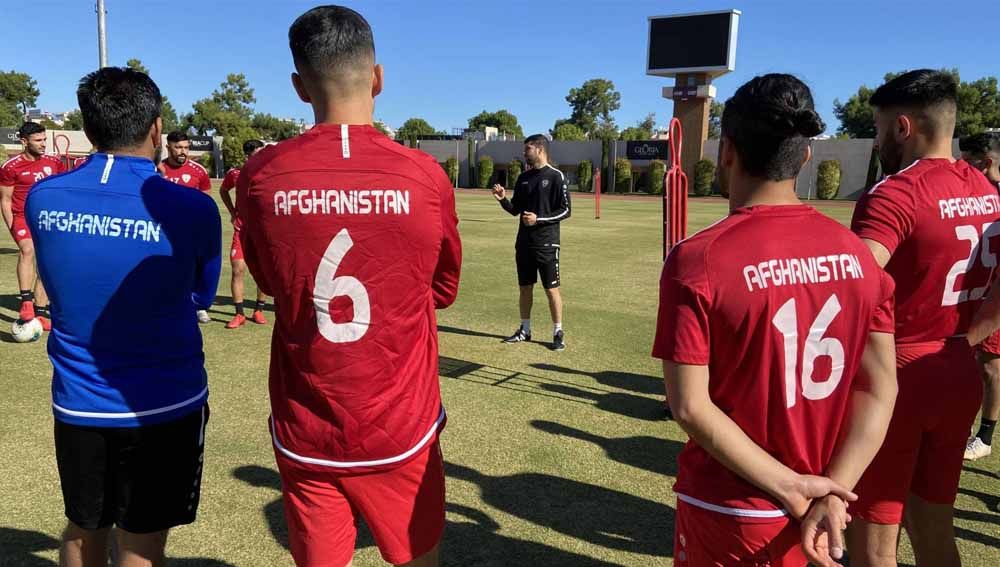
[77,67,161,151]
[243,139,265,155]
[870,70,957,136]
[870,69,957,110]
[524,134,549,154]
[959,132,1000,156]
[166,131,189,144]
[17,122,45,139]
[289,5,375,79]
[721,73,825,181]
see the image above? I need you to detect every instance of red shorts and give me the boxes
[673,500,807,566]
[980,329,1000,356]
[275,439,445,567]
[9,213,31,243]
[230,229,243,262]
[851,340,983,524]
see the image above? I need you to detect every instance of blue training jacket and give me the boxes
[25,153,221,427]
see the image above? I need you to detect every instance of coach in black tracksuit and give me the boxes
[492,134,571,350]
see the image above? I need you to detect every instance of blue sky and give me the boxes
[5,1,998,136]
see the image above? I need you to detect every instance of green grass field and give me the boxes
[1,189,997,566]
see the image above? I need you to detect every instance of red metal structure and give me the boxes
[593,168,602,219]
[53,134,72,170]
[663,117,689,259]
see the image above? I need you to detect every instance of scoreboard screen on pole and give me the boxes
[646,10,740,78]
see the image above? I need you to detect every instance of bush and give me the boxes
[508,159,523,186]
[649,159,666,194]
[693,159,716,196]
[198,152,214,175]
[443,157,459,187]
[577,160,593,192]
[817,159,842,200]
[614,158,632,193]
[477,156,494,189]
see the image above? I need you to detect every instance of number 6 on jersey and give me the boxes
[772,295,845,409]
[314,228,371,343]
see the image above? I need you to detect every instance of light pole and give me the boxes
[96,0,108,68]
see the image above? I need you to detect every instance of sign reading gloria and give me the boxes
[0,127,20,145]
[626,140,669,161]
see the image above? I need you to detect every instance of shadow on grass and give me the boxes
[446,462,672,558]
[531,420,682,477]
[0,247,18,255]
[209,295,276,315]
[961,465,999,480]
[0,527,58,566]
[438,325,507,341]
[439,357,664,420]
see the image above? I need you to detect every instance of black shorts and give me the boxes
[54,404,209,533]
[516,246,561,289]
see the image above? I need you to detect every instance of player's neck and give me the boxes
[901,137,955,169]
[21,151,40,162]
[309,96,374,127]
[729,179,801,211]
[530,160,548,171]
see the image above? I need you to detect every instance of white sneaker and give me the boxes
[196,309,211,324]
[963,437,992,460]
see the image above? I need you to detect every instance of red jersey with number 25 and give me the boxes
[852,159,1000,344]
[0,154,66,214]
[653,205,894,514]
[237,124,462,473]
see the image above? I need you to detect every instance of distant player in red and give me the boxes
[219,139,268,329]
[72,149,95,170]
[158,131,211,192]
[237,6,461,567]
[159,130,214,324]
[846,70,998,567]
[654,74,898,567]
[0,122,65,329]
[958,133,1000,461]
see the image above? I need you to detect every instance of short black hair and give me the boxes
[524,134,549,154]
[243,139,265,155]
[77,67,161,151]
[721,73,825,181]
[289,5,375,80]
[17,122,45,139]
[959,132,1000,156]
[166,131,189,144]
[870,69,957,136]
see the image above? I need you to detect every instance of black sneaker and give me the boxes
[551,330,566,351]
[503,327,531,344]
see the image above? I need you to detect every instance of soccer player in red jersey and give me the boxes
[846,70,1000,567]
[654,74,898,567]
[958,133,1000,461]
[237,6,461,567]
[219,139,268,328]
[158,131,211,192]
[0,122,65,329]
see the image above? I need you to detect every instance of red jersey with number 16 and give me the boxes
[852,159,1000,344]
[237,124,462,473]
[653,205,894,514]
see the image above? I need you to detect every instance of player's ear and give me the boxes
[150,117,163,149]
[372,64,384,98]
[719,135,736,168]
[896,113,913,142]
[291,72,311,104]
[801,143,813,169]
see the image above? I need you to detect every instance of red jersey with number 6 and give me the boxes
[653,205,895,514]
[237,123,462,473]
[852,158,1000,344]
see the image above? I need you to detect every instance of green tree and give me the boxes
[592,118,619,142]
[396,117,440,140]
[468,109,524,139]
[834,69,1000,138]
[0,70,40,117]
[126,59,180,132]
[565,78,621,136]
[252,113,300,141]
[62,110,84,130]
[373,119,391,136]
[708,100,724,139]
[619,113,656,141]
[38,118,60,130]
[551,122,586,141]
[186,74,258,169]
[0,102,20,128]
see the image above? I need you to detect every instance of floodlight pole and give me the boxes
[96,0,108,68]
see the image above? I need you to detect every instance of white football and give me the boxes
[11,318,43,343]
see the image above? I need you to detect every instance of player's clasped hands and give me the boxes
[521,212,537,226]
[778,474,856,567]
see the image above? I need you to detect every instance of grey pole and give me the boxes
[96,0,108,68]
